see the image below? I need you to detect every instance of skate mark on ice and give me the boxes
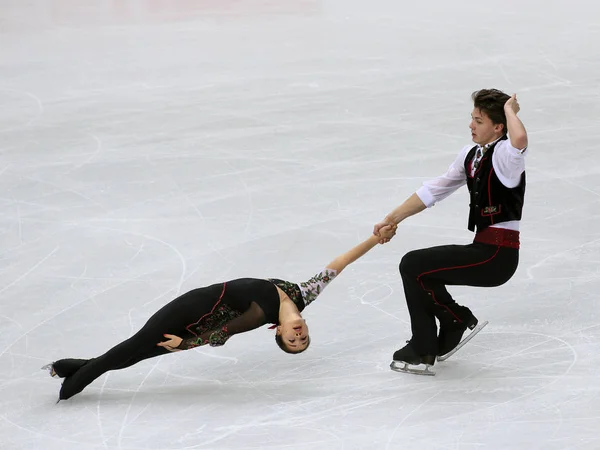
[385,390,442,450]
[80,223,187,296]
[64,134,105,174]
[0,246,58,297]
[0,88,44,132]
[0,263,173,360]
[526,237,600,279]
[116,362,159,450]
[434,331,578,426]
[351,281,405,323]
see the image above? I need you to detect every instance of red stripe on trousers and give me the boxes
[415,246,501,323]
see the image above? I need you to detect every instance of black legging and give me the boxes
[58,284,224,400]
[400,241,518,355]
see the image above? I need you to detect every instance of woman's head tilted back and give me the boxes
[268,271,338,354]
[275,318,310,354]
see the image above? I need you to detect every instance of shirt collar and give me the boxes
[477,136,503,154]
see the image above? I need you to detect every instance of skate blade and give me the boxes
[389,361,435,376]
[437,320,489,362]
[41,363,57,378]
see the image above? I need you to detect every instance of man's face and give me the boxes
[469,108,504,145]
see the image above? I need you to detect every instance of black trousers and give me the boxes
[399,241,519,355]
[58,284,224,400]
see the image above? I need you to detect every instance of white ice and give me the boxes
[1,0,600,449]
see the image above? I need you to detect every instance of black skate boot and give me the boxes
[59,368,93,400]
[390,341,436,376]
[438,310,488,362]
[42,358,89,379]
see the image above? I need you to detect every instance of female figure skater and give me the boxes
[45,225,397,400]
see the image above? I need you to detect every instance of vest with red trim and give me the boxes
[464,136,526,232]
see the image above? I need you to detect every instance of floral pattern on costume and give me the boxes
[267,278,303,306]
[178,304,242,350]
[299,268,338,306]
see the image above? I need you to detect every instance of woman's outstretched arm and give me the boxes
[325,224,396,274]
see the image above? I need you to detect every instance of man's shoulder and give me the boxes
[456,144,477,159]
[493,138,527,155]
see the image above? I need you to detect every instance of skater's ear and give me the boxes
[275,326,282,335]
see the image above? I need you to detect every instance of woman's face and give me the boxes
[278,318,309,352]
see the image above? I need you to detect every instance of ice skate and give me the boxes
[389,342,436,376]
[42,358,89,379]
[437,316,488,362]
[41,363,58,378]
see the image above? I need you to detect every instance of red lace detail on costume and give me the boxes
[185,282,227,336]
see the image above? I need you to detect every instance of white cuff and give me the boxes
[416,186,436,208]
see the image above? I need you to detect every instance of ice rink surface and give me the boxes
[1,1,599,448]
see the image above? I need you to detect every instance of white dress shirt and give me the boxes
[416,137,527,231]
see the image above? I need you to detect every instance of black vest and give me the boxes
[464,136,526,232]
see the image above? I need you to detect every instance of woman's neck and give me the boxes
[278,296,301,322]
